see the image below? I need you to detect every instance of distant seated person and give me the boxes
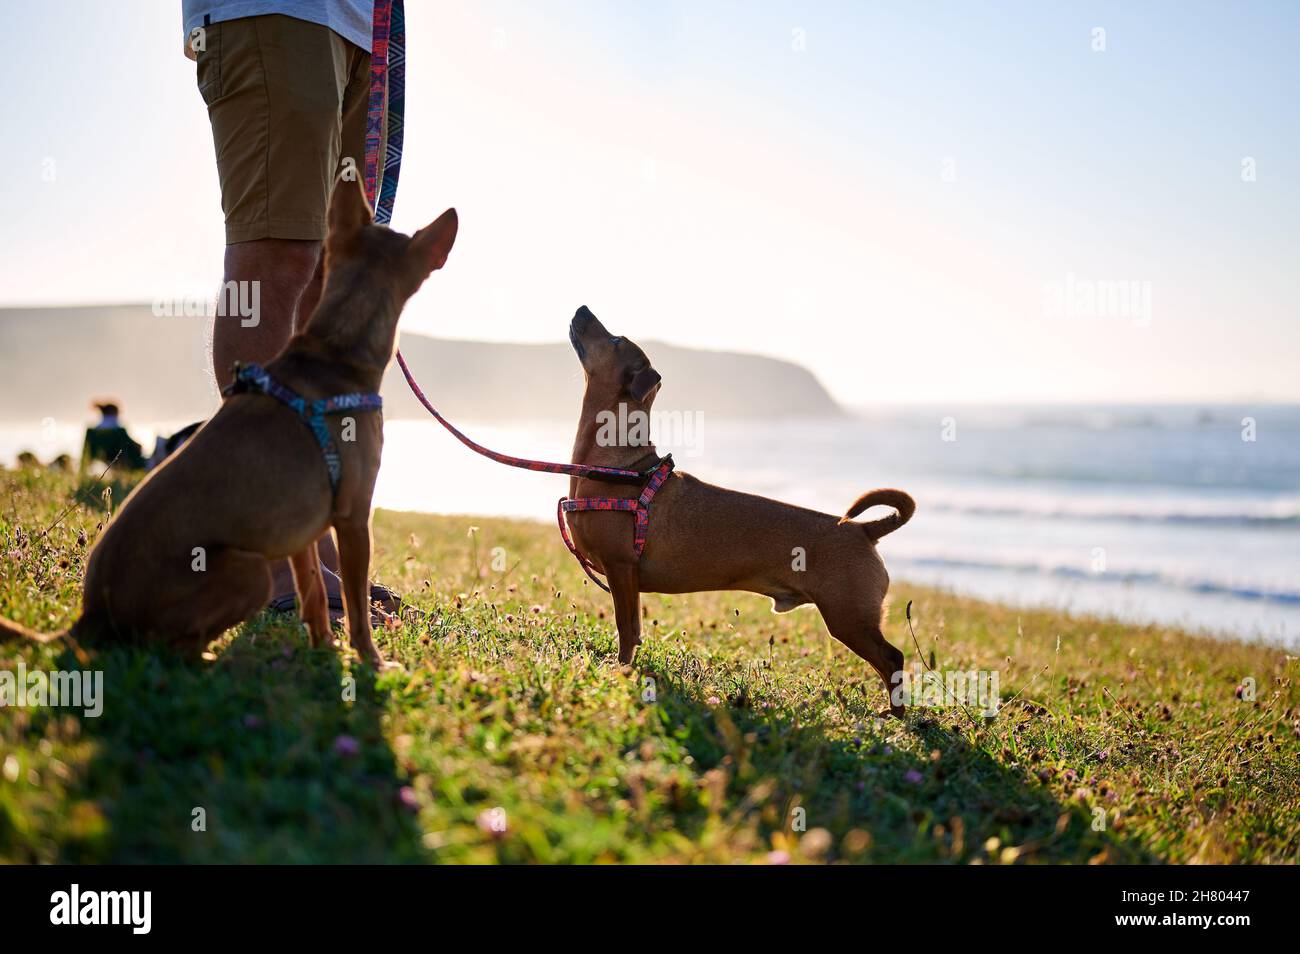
[81,400,147,474]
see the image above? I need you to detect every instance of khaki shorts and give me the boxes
[195,14,371,244]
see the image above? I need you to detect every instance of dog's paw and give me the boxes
[356,649,401,671]
[310,632,338,651]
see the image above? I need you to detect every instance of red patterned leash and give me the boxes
[394,352,653,484]
[367,3,664,590]
[398,349,672,592]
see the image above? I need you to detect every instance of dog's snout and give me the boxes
[572,305,594,333]
[569,307,589,359]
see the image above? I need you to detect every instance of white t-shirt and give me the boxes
[182,0,374,52]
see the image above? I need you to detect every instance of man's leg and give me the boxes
[197,14,384,616]
[214,238,322,604]
[212,239,319,389]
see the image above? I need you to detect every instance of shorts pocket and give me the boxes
[194,22,222,105]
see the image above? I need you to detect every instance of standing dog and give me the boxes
[565,306,915,715]
[1,178,457,666]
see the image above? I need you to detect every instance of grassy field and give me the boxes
[1,466,1297,864]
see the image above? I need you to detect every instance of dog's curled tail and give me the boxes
[839,489,916,539]
[0,616,66,645]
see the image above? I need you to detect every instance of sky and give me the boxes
[1,0,1297,406]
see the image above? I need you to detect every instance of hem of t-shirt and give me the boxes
[182,6,370,53]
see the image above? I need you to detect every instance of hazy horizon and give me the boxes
[5,301,1297,410]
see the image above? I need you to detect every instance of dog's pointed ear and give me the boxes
[327,175,373,239]
[407,208,459,278]
[628,365,662,402]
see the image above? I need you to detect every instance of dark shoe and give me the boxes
[267,574,423,628]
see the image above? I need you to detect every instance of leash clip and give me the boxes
[643,453,673,479]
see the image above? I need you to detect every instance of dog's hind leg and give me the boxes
[605,563,643,664]
[149,547,273,654]
[818,604,906,718]
[289,544,333,649]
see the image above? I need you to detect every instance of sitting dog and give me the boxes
[563,306,915,715]
[1,178,457,667]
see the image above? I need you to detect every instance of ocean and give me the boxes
[6,403,1298,648]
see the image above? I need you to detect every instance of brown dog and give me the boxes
[565,306,915,715]
[1,178,457,666]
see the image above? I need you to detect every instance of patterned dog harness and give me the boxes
[223,362,383,494]
[557,456,675,593]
